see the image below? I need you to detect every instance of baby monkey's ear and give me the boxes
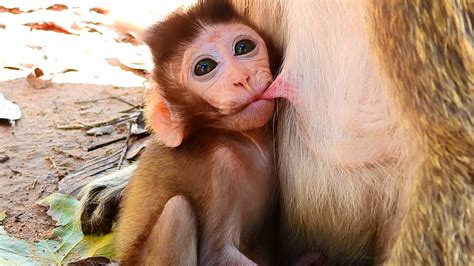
[144,87,184,148]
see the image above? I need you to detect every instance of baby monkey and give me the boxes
[114,0,282,265]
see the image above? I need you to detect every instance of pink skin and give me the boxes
[259,74,297,102]
[150,23,277,148]
[261,74,394,168]
[181,23,275,131]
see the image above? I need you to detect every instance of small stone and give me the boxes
[0,154,9,163]
[86,125,114,136]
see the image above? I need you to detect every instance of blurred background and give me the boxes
[0,0,196,85]
[0,0,194,244]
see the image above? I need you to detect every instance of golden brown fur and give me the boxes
[232,0,472,264]
[78,0,473,264]
[230,0,473,264]
[114,1,281,265]
[115,129,277,265]
[369,0,473,264]
[234,1,400,263]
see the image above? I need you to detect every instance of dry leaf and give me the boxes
[26,67,53,89]
[115,32,139,45]
[61,68,79,73]
[126,136,151,160]
[46,4,68,11]
[70,22,82,31]
[24,22,76,35]
[0,6,22,14]
[34,67,44,77]
[0,193,114,264]
[90,7,109,15]
[106,58,149,77]
[3,66,22,71]
[86,27,100,34]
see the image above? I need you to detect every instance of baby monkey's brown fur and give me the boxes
[114,1,281,265]
[79,0,472,264]
[116,128,278,265]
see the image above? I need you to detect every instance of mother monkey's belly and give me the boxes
[233,0,402,262]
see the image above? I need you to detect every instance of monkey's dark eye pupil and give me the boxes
[194,59,218,76]
[235,39,256,55]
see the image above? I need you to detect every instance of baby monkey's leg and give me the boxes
[141,195,198,265]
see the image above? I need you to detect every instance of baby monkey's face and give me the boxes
[180,23,275,130]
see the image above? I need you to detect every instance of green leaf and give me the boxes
[0,193,115,265]
[0,227,40,265]
[0,210,6,222]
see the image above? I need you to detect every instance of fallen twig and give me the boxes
[31,179,37,190]
[87,136,127,152]
[119,105,142,114]
[52,147,85,160]
[55,114,140,130]
[74,96,136,106]
[59,149,123,196]
[54,123,85,130]
[117,122,132,170]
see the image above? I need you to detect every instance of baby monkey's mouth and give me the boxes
[230,89,273,115]
[223,98,269,116]
[218,82,275,130]
[218,80,273,116]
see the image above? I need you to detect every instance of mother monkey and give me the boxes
[79,0,473,264]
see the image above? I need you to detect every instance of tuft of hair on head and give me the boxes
[145,0,240,65]
[145,0,281,78]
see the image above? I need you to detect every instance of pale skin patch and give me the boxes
[179,23,275,130]
[149,22,277,145]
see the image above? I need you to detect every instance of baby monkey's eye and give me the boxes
[194,58,218,76]
[234,39,256,55]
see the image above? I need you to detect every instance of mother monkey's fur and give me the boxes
[78,0,473,264]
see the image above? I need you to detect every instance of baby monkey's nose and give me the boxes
[230,66,252,92]
[234,75,252,91]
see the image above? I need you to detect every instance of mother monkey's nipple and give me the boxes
[259,74,297,103]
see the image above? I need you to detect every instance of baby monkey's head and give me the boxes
[145,0,281,147]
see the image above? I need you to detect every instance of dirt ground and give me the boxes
[0,80,144,241]
[0,0,168,242]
